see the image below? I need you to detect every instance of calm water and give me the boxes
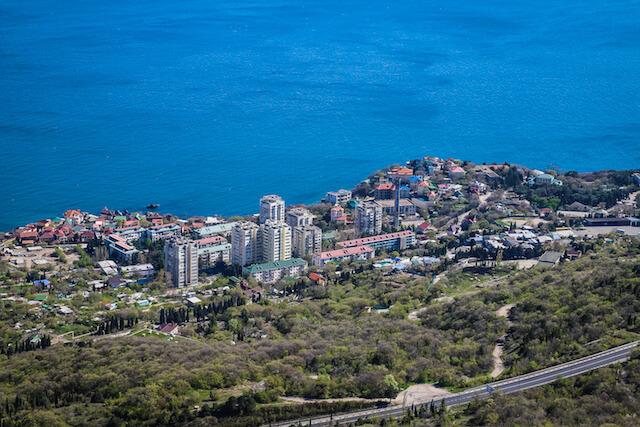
[1,0,639,230]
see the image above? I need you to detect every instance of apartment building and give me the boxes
[259,194,285,224]
[231,221,260,266]
[293,225,322,257]
[164,237,199,288]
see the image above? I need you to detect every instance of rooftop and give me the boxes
[243,258,308,273]
[316,245,375,260]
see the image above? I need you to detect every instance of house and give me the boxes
[108,276,125,289]
[325,189,352,204]
[158,322,179,335]
[243,287,263,302]
[387,167,414,180]
[64,209,84,225]
[309,272,326,285]
[79,231,96,242]
[19,230,38,245]
[374,183,395,200]
[33,279,51,290]
[330,206,345,222]
[448,166,466,179]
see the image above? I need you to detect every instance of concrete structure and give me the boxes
[336,230,415,252]
[331,206,345,222]
[374,183,395,200]
[312,245,375,267]
[164,237,199,288]
[103,234,139,261]
[286,207,314,229]
[146,223,182,242]
[231,221,260,266]
[355,202,382,235]
[242,258,308,284]
[325,189,352,205]
[113,226,146,242]
[197,235,231,268]
[260,194,285,224]
[536,251,563,268]
[260,220,292,262]
[293,225,322,257]
[373,199,417,216]
[119,263,155,278]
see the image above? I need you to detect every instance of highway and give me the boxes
[271,340,639,426]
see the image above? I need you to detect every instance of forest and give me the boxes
[0,236,639,425]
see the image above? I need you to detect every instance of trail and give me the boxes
[491,303,516,378]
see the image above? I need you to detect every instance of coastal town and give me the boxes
[1,156,640,425]
[1,157,639,349]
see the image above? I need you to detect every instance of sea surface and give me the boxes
[1,0,639,230]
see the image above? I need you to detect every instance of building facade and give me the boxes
[242,258,308,284]
[260,220,292,262]
[355,202,382,235]
[260,194,285,224]
[293,225,322,257]
[164,237,199,288]
[312,246,375,267]
[286,207,314,229]
[197,235,231,268]
[336,230,415,252]
[231,221,260,266]
[325,189,352,205]
[146,223,182,242]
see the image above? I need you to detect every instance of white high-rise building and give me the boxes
[231,221,260,266]
[164,237,199,288]
[293,225,322,258]
[286,207,314,229]
[355,201,382,235]
[260,220,291,262]
[260,195,285,224]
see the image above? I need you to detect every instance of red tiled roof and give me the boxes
[375,183,395,190]
[309,273,325,282]
[388,167,414,176]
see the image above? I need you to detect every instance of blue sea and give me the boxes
[1,0,639,231]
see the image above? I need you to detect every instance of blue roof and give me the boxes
[34,279,51,286]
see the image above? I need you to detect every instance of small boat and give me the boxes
[146,204,160,209]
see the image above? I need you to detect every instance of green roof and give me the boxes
[34,293,48,301]
[243,258,308,273]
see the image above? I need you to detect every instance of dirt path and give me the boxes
[491,303,516,378]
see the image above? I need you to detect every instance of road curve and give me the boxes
[270,341,639,426]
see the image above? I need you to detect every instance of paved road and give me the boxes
[271,341,639,426]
